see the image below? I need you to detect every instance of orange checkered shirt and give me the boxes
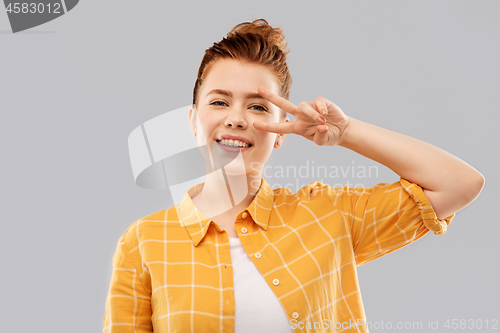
[103,177,454,332]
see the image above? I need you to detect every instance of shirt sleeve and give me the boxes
[313,177,455,267]
[350,177,455,266]
[103,233,153,332]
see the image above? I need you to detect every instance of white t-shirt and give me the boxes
[229,236,294,333]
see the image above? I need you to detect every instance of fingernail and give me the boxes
[323,108,328,116]
[317,116,325,124]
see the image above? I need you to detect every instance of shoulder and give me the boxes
[270,180,398,216]
[119,206,181,247]
[300,180,372,199]
[268,180,366,206]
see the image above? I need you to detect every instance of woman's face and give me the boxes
[188,58,283,176]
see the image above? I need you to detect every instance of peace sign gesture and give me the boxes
[253,86,352,146]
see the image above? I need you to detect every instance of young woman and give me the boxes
[103,19,484,333]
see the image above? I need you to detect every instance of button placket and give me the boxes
[219,234,234,309]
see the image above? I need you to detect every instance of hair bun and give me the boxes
[228,18,290,55]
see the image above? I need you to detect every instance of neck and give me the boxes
[192,170,262,219]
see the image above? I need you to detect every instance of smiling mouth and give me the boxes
[215,139,253,148]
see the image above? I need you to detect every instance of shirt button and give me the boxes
[241,227,248,234]
[255,253,261,259]
[273,278,280,286]
[242,212,248,219]
[292,312,299,319]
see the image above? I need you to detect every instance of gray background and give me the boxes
[1,1,498,332]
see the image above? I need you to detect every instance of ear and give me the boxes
[188,106,197,137]
[274,118,290,148]
[274,134,283,149]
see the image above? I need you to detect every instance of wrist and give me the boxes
[337,116,354,147]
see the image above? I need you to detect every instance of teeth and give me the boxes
[218,139,251,147]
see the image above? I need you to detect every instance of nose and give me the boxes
[224,107,247,129]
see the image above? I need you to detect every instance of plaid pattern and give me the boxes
[103,177,454,332]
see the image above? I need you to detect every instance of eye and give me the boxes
[251,105,268,112]
[210,100,227,107]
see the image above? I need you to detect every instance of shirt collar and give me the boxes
[176,178,275,246]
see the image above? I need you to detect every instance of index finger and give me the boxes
[258,86,297,116]
[253,120,294,135]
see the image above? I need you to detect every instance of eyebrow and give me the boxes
[206,89,264,100]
